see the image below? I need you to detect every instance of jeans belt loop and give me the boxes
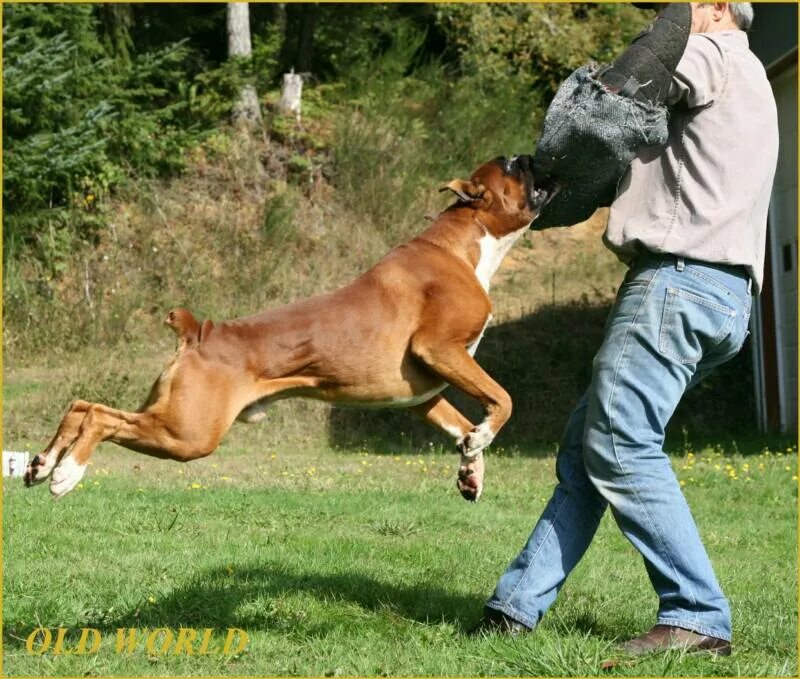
[747,277,753,295]
[676,256,685,272]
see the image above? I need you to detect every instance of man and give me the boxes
[478,2,779,658]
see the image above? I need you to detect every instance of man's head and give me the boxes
[690,3,753,33]
[634,3,753,33]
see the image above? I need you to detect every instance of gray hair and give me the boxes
[696,2,754,31]
[729,3,754,31]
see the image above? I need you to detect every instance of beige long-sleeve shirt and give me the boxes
[605,30,779,293]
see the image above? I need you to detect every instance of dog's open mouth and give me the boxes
[529,178,560,213]
[510,154,560,215]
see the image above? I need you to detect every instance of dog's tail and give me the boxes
[165,308,213,349]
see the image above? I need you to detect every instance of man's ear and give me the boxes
[439,178,485,203]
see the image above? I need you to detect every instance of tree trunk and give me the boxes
[227,2,262,128]
[99,4,134,63]
[297,4,317,73]
[272,3,287,37]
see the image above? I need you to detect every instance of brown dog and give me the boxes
[25,156,550,502]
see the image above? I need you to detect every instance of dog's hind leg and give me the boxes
[42,403,230,499]
[28,353,237,494]
[32,367,322,498]
[24,400,94,487]
[410,394,486,503]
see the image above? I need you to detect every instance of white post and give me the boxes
[3,451,29,478]
[278,69,303,121]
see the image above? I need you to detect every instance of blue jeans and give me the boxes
[486,254,752,641]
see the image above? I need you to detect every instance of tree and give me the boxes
[227,2,262,128]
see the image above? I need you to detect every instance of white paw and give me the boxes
[49,456,87,499]
[457,422,495,459]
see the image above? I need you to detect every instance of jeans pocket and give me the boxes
[658,287,737,364]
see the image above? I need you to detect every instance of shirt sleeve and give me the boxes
[666,34,726,108]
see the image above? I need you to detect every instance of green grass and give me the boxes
[3,434,797,676]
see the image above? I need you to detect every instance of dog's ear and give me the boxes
[439,179,486,203]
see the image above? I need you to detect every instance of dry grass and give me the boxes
[4,124,624,364]
[492,209,625,318]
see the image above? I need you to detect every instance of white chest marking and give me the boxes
[474,224,530,292]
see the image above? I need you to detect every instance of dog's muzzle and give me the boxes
[504,154,559,214]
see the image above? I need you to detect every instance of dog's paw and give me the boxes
[456,451,485,503]
[457,422,495,459]
[49,455,87,499]
[24,453,58,488]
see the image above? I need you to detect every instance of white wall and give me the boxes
[767,64,798,432]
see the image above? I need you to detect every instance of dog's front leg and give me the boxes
[409,395,486,502]
[410,338,513,458]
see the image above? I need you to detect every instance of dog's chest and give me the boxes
[467,315,492,357]
[474,225,529,292]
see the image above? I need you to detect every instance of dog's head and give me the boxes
[440,155,557,234]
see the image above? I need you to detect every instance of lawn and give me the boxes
[3,428,797,676]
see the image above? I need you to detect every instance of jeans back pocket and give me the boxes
[658,287,737,364]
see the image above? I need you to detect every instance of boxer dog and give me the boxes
[25,156,553,502]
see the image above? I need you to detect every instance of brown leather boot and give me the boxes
[619,624,732,657]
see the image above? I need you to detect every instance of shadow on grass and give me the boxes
[328,300,756,455]
[2,563,633,645]
[66,563,485,636]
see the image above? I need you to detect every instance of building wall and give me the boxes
[767,64,798,431]
[747,4,798,433]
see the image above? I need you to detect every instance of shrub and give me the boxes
[3,4,236,268]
